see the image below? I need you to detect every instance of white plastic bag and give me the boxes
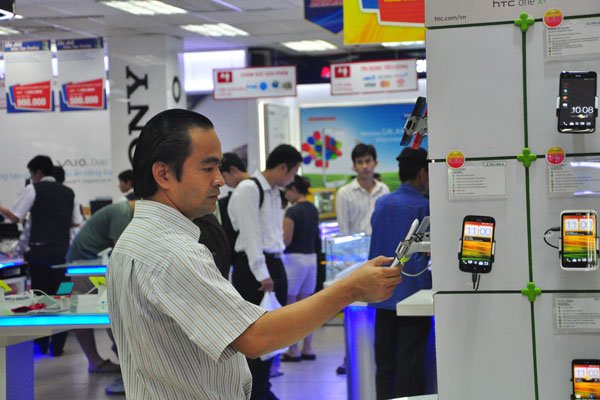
[259,291,288,361]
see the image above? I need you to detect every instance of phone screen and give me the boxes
[460,218,495,272]
[561,212,597,269]
[558,71,597,133]
[573,362,600,399]
[55,281,75,296]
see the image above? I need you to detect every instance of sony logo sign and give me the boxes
[125,66,149,165]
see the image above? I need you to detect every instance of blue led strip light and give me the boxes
[0,314,110,327]
[0,261,25,269]
[66,266,107,275]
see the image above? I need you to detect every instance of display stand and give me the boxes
[426,2,600,399]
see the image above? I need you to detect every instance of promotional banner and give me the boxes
[213,66,297,100]
[344,0,425,44]
[56,38,106,112]
[331,59,417,95]
[4,40,54,113]
[426,0,600,28]
[304,0,343,34]
[300,103,428,189]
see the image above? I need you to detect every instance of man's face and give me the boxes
[167,128,224,220]
[279,163,300,187]
[352,155,377,179]
[221,170,236,188]
[119,180,132,193]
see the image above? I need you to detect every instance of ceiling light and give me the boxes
[0,0,15,20]
[281,40,337,52]
[0,26,19,35]
[211,0,242,12]
[381,41,425,48]
[101,1,187,15]
[180,23,248,37]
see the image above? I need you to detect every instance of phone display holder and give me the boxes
[558,210,599,271]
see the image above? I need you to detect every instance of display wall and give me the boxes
[427,2,600,399]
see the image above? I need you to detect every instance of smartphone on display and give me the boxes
[561,210,598,270]
[557,71,597,133]
[573,359,600,399]
[55,281,75,296]
[459,215,495,273]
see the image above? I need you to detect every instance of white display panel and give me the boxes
[434,293,535,400]
[430,161,529,292]
[529,159,600,290]
[535,294,600,400]
[426,25,524,159]
[527,21,600,154]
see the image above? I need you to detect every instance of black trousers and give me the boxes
[27,244,70,355]
[375,309,433,400]
[232,252,288,400]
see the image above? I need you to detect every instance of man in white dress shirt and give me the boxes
[335,143,390,235]
[107,109,404,400]
[228,144,302,399]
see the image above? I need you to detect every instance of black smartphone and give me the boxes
[560,210,598,271]
[459,215,495,273]
[55,281,75,296]
[573,359,600,399]
[558,71,597,133]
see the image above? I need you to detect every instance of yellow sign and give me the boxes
[89,276,106,289]
[343,0,425,45]
[0,280,12,293]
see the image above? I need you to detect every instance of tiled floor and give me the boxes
[35,325,347,400]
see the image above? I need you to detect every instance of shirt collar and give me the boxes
[253,171,275,191]
[134,200,200,240]
[349,178,385,194]
[40,176,56,183]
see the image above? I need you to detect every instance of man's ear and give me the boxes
[152,162,171,190]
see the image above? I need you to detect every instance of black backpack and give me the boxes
[193,213,232,279]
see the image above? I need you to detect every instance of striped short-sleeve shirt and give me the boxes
[107,200,265,399]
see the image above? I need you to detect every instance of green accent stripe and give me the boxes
[525,169,533,281]
[522,31,529,148]
[542,290,600,294]
[566,152,600,158]
[436,290,521,295]
[432,155,516,163]
[530,302,540,400]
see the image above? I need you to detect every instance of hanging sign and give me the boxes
[304,0,343,34]
[330,59,417,95]
[343,0,425,44]
[57,38,106,111]
[4,40,54,113]
[213,66,297,100]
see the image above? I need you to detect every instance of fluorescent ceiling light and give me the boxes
[0,26,19,35]
[101,1,187,15]
[281,40,337,52]
[381,41,425,48]
[181,23,248,37]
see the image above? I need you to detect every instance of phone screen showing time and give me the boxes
[459,217,495,272]
[561,212,597,269]
[558,71,597,133]
[573,361,600,399]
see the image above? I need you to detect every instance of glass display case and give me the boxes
[324,234,371,282]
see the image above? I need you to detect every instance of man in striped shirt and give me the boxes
[107,109,404,399]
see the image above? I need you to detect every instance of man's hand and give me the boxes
[345,256,402,303]
[258,277,274,292]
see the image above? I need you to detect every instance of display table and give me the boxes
[396,289,434,317]
[0,294,109,400]
[52,259,107,277]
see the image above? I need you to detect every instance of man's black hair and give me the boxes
[27,155,54,177]
[118,169,133,183]
[286,175,311,195]
[133,109,214,198]
[351,143,377,163]
[53,165,65,184]
[397,147,428,182]
[220,152,247,173]
[266,144,302,171]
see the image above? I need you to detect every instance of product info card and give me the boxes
[448,161,507,200]
[554,295,600,334]
[545,18,600,62]
[548,159,600,197]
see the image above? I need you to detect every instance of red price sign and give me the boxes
[11,81,52,111]
[543,9,563,28]
[446,150,465,169]
[545,146,565,165]
[65,79,104,109]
